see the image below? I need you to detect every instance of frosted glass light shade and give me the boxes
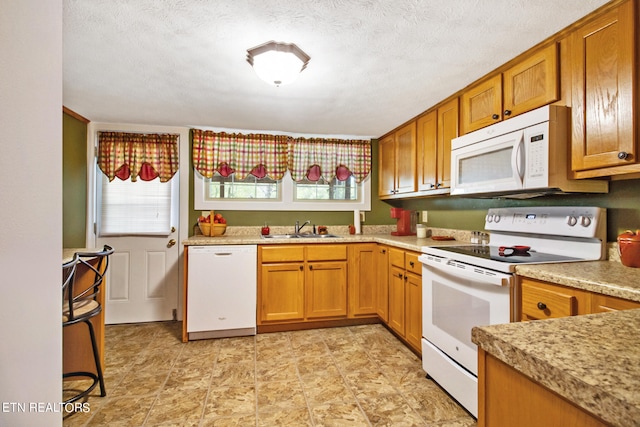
[247,41,310,86]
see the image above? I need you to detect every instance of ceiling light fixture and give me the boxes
[246,41,310,87]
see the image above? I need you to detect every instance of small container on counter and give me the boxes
[261,223,270,236]
[416,224,428,238]
[618,230,640,267]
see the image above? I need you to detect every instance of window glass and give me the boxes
[295,175,357,201]
[205,173,278,200]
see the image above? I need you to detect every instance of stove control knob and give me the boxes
[566,215,578,226]
[493,215,501,223]
[486,214,494,223]
[580,216,592,227]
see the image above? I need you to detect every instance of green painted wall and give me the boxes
[62,112,87,247]
[394,180,640,242]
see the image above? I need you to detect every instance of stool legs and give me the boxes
[63,319,106,404]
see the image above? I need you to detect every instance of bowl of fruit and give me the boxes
[198,211,227,236]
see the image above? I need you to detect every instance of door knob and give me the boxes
[167,239,176,248]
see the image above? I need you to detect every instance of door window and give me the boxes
[98,174,174,236]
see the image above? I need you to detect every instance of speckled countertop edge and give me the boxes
[183,225,472,253]
[472,309,640,426]
[515,261,640,303]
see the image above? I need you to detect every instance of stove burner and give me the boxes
[431,245,583,265]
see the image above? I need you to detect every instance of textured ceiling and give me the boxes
[63,0,611,138]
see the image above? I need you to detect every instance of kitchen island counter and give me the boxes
[472,308,640,426]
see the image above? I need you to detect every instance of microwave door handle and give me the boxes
[511,131,525,185]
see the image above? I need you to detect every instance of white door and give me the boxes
[96,173,180,324]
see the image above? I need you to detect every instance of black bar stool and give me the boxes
[62,245,114,404]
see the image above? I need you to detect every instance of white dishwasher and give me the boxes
[186,245,257,340]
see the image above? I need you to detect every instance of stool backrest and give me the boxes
[63,245,114,323]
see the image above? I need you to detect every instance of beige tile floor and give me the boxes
[63,322,476,426]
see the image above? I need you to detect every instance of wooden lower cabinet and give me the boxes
[375,245,390,322]
[519,278,591,321]
[591,293,640,313]
[387,247,422,353]
[348,243,378,317]
[388,264,406,335]
[259,243,385,328]
[478,349,608,427]
[518,276,640,320]
[260,262,305,322]
[404,271,422,351]
[306,261,348,319]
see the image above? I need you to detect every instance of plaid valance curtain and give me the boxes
[97,132,179,182]
[192,130,289,180]
[289,137,371,183]
[192,129,371,183]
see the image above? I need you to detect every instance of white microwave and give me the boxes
[450,105,608,198]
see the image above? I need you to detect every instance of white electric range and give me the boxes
[418,206,606,417]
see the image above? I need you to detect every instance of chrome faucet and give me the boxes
[295,220,311,234]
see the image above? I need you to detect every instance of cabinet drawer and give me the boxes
[260,245,305,263]
[521,282,577,320]
[405,252,422,276]
[389,248,405,268]
[307,244,347,261]
[591,294,640,313]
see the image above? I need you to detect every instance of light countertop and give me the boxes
[515,261,640,303]
[472,308,640,426]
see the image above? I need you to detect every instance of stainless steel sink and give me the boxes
[260,233,341,239]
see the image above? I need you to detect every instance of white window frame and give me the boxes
[194,169,371,212]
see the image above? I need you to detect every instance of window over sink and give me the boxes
[194,169,370,211]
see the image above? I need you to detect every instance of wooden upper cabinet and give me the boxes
[437,98,458,189]
[417,97,458,192]
[395,122,417,194]
[503,43,558,118]
[461,74,503,134]
[571,0,636,175]
[417,111,438,191]
[378,134,396,197]
[378,122,417,198]
[461,43,558,134]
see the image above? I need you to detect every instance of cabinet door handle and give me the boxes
[492,113,500,120]
[381,249,386,254]
[409,261,415,268]
[299,265,303,271]
[618,151,630,160]
[504,109,512,116]
[537,302,547,310]
[397,272,403,278]
[309,265,313,270]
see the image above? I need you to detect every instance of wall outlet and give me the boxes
[422,210,428,223]
[360,211,366,222]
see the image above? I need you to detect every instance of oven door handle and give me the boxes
[419,255,512,287]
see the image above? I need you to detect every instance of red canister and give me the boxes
[617,230,640,268]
